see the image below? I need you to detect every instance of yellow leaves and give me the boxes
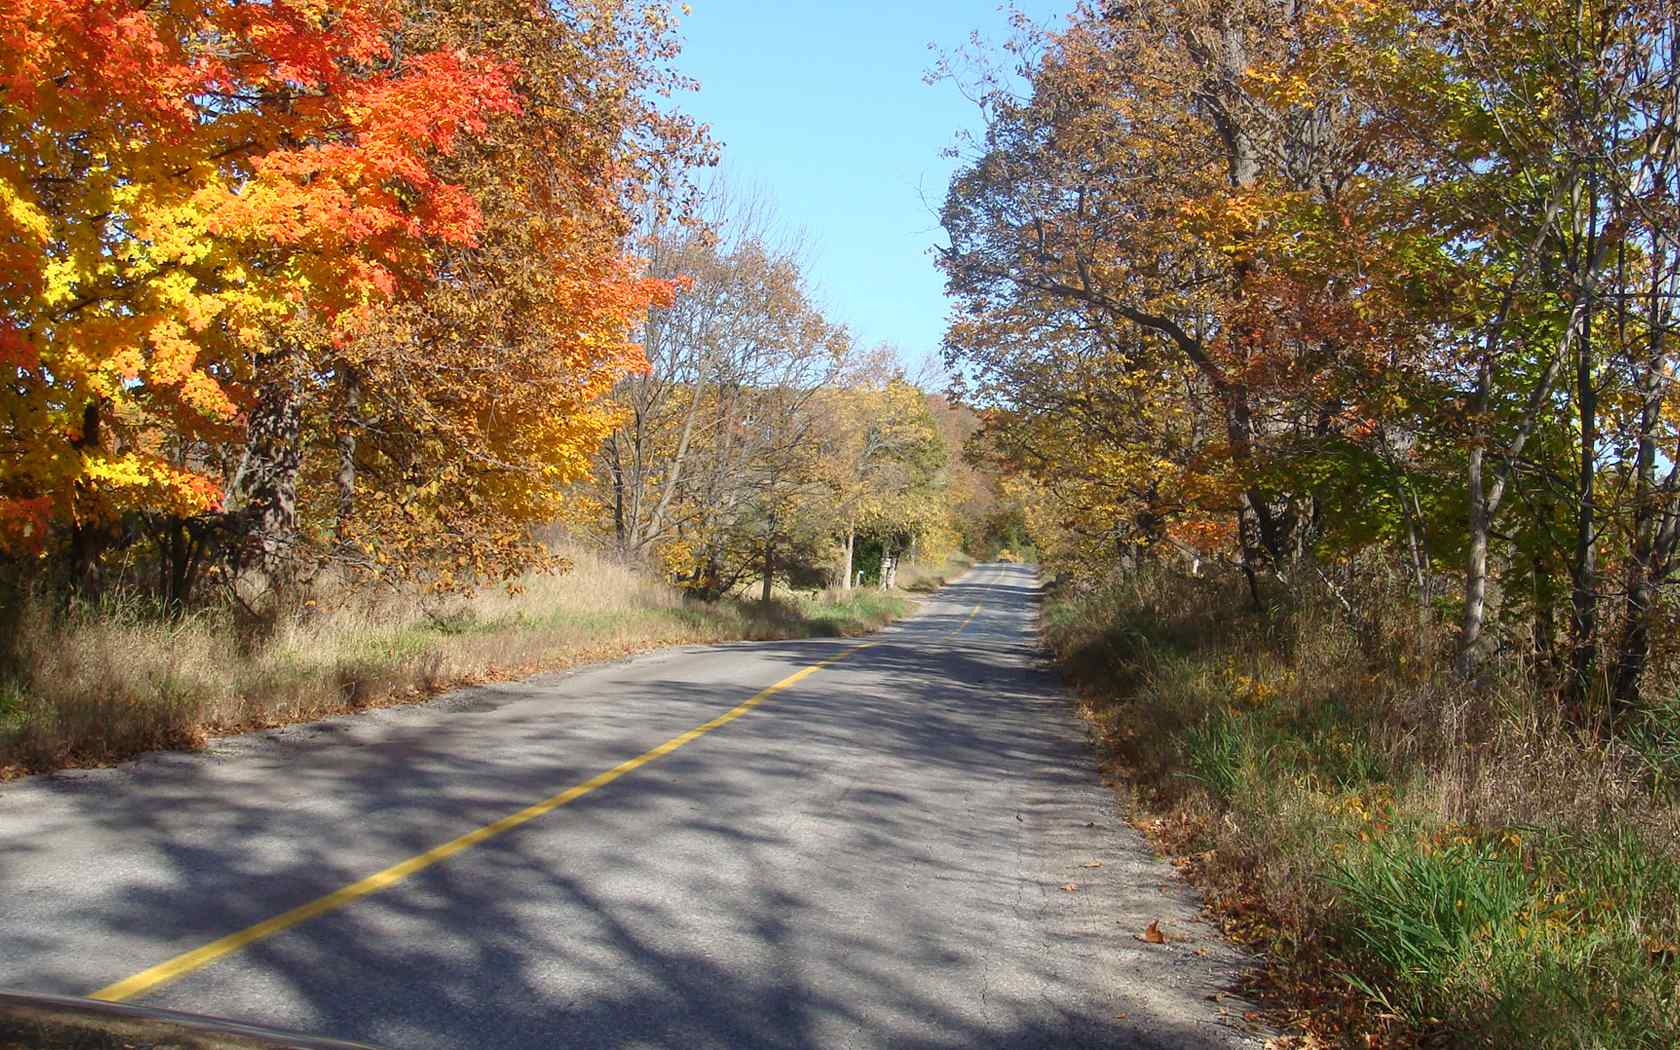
[77,451,221,516]
[1242,64,1321,110]
[180,371,237,421]
[0,174,50,245]
[39,255,83,310]
[658,540,698,578]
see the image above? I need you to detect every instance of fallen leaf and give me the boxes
[1137,920,1166,944]
[1081,861,1104,869]
[1062,882,1079,892]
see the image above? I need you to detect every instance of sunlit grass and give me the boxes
[1044,569,1680,1048]
[0,545,926,776]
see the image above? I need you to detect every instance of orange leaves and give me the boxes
[304,1,706,589]
[0,496,52,556]
[0,322,36,370]
[0,0,522,553]
[1167,517,1238,557]
[1,0,705,589]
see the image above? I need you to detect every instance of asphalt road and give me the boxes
[0,563,1262,1049]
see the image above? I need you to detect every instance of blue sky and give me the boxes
[671,1,1066,370]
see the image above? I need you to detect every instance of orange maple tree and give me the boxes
[1,0,514,565]
[2,0,704,600]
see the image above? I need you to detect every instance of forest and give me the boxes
[5,0,1680,1045]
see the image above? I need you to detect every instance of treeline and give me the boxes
[0,2,1004,618]
[940,0,1680,721]
[594,186,1004,599]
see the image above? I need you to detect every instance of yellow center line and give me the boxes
[952,601,983,635]
[90,642,875,1004]
[948,566,991,635]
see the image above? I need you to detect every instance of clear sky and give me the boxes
[670,1,1066,370]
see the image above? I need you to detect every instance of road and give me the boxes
[0,563,1261,1049]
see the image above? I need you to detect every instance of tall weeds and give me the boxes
[0,545,917,776]
[1045,569,1680,1048]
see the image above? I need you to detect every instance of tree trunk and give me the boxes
[334,367,360,554]
[1531,549,1560,691]
[1237,508,1264,611]
[1454,187,1569,677]
[1611,252,1678,716]
[1612,572,1653,720]
[235,355,303,589]
[606,436,627,551]
[841,519,854,591]
[1563,184,1603,720]
[66,401,105,600]
[637,370,709,552]
[760,505,777,603]
[1457,309,1575,677]
[1565,311,1598,719]
[1457,409,1492,679]
[156,518,207,617]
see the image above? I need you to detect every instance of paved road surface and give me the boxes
[0,564,1261,1049]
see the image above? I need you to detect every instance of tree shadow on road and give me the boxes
[5,566,1261,1048]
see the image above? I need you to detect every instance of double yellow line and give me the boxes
[91,643,874,1003]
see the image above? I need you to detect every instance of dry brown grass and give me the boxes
[0,545,916,777]
[1045,568,1680,1049]
[893,552,976,593]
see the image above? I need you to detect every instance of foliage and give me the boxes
[1,0,703,603]
[939,0,1680,717]
[592,186,983,596]
[1,0,511,543]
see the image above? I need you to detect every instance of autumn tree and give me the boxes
[1,0,705,607]
[306,0,708,593]
[0,0,520,592]
[596,185,851,599]
[939,0,1385,601]
[817,361,948,589]
[1286,0,1680,705]
[942,0,1680,724]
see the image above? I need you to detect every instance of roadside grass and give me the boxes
[1044,570,1680,1049]
[0,546,922,777]
[894,551,976,593]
